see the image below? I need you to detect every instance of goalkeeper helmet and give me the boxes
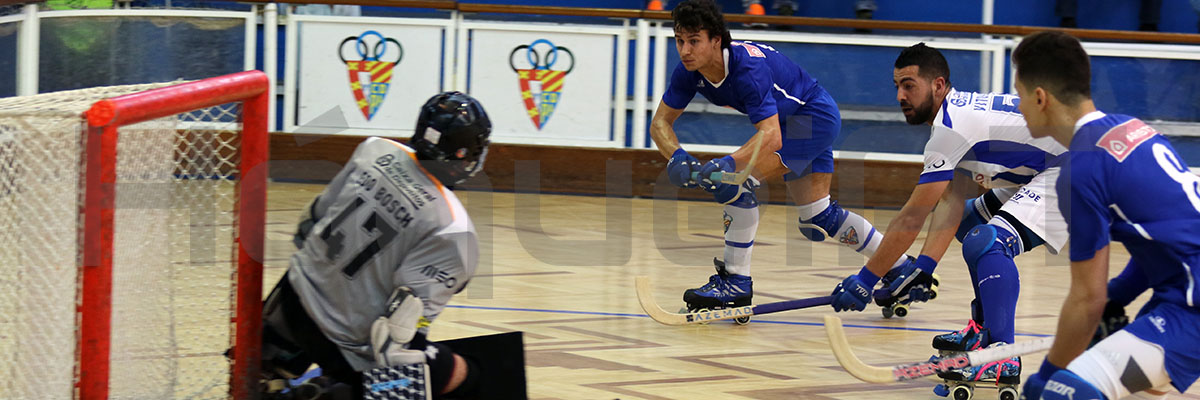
[411,91,492,186]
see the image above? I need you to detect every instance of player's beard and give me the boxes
[901,93,936,125]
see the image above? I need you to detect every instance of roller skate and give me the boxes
[682,258,753,325]
[932,318,989,353]
[932,343,1021,400]
[874,257,940,319]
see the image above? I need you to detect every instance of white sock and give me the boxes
[796,196,830,221]
[722,204,758,276]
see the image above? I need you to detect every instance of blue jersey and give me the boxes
[662,41,821,124]
[1059,112,1200,308]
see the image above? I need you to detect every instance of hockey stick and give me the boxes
[691,130,766,185]
[635,276,889,325]
[823,315,1054,383]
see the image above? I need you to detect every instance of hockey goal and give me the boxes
[0,71,268,399]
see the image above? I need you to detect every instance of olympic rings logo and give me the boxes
[340,30,403,64]
[509,39,574,73]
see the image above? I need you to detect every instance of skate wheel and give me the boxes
[999,386,1017,400]
[933,384,950,397]
[881,305,894,319]
[951,384,972,400]
[893,304,909,318]
[734,316,751,325]
[929,284,940,300]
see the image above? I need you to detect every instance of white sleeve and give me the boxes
[392,226,477,333]
[919,125,971,184]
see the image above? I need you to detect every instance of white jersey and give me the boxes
[920,89,1067,189]
[288,137,477,370]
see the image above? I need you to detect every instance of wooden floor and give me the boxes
[264,182,1199,400]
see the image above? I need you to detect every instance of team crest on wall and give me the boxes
[340,31,403,121]
[509,39,574,130]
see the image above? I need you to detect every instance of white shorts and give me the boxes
[987,167,1067,254]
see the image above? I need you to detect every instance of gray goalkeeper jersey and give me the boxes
[288,137,477,371]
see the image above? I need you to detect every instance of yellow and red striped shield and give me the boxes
[345,60,395,121]
[516,68,565,130]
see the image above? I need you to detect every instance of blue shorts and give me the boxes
[777,87,839,181]
[1125,300,1200,393]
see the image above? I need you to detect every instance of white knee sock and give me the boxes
[796,196,830,221]
[722,203,758,276]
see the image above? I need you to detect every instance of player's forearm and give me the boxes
[1047,286,1105,366]
[864,212,924,276]
[918,192,964,262]
[650,118,681,159]
[1047,253,1110,366]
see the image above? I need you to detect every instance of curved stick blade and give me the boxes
[635,276,686,325]
[823,315,895,383]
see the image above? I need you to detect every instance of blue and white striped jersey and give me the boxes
[920,89,1067,189]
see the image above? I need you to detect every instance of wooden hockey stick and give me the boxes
[691,130,766,185]
[823,315,1054,383]
[636,276,891,326]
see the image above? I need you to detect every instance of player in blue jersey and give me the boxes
[1014,31,1200,400]
[653,0,913,313]
[828,43,1071,394]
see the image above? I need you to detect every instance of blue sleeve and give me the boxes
[734,57,778,124]
[661,63,696,110]
[1058,152,1113,262]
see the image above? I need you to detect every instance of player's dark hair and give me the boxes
[1012,31,1091,106]
[672,0,732,49]
[894,43,951,86]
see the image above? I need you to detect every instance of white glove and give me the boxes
[370,287,427,367]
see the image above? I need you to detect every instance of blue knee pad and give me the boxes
[727,189,758,209]
[1041,370,1108,400]
[798,201,847,242]
[960,224,1021,269]
[956,199,988,243]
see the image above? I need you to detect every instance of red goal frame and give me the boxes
[78,70,269,400]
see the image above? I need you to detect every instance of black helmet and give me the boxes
[411,91,492,186]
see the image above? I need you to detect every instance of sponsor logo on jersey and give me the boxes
[1096,119,1157,162]
[948,91,970,107]
[926,159,946,170]
[732,41,766,58]
[421,264,459,288]
[510,39,574,130]
[340,31,403,121]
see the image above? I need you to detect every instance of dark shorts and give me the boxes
[777,87,840,181]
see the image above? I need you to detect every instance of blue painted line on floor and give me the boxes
[445,304,1053,338]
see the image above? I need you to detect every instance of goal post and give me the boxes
[0,70,268,400]
[79,70,269,400]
